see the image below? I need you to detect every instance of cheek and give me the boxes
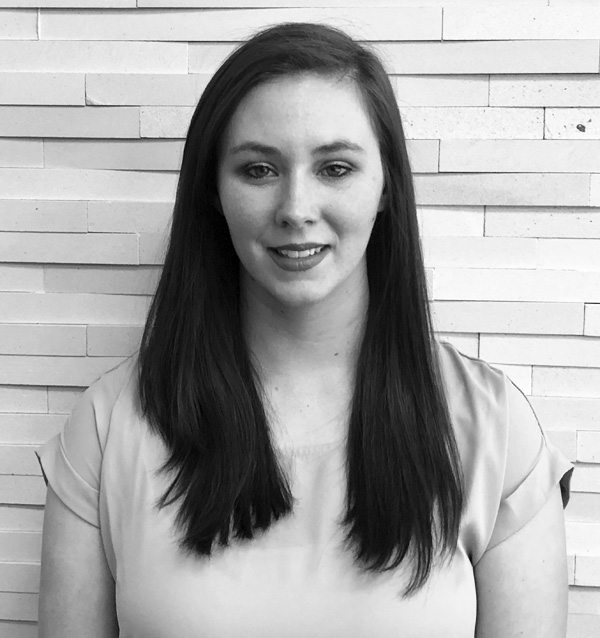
[220,192,265,247]
[333,190,380,240]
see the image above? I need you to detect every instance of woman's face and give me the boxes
[216,72,386,309]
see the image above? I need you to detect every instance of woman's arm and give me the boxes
[474,486,568,638]
[38,486,119,638]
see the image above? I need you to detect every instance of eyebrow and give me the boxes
[227,140,366,156]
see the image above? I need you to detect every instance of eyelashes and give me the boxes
[242,162,354,181]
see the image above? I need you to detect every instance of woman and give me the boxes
[37,22,573,637]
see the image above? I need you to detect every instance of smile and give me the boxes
[274,246,326,258]
[267,245,330,272]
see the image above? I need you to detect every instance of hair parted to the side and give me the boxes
[138,21,464,595]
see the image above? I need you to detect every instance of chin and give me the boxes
[269,282,331,309]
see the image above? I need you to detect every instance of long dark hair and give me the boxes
[138,22,463,595]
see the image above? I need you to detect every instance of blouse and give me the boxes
[36,340,573,637]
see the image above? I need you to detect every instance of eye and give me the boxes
[244,164,276,180]
[320,163,352,179]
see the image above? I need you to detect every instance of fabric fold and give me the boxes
[36,432,100,528]
[487,438,573,551]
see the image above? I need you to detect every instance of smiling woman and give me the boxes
[36,22,572,638]
[217,73,385,306]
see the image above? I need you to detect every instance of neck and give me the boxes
[241,270,369,380]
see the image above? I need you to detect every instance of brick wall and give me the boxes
[1,2,599,636]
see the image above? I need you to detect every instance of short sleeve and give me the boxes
[36,387,104,527]
[485,376,574,553]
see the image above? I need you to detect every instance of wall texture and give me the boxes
[1,1,599,636]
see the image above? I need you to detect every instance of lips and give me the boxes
[267,243,330,272]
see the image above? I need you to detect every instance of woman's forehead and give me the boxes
[220,73,378,154]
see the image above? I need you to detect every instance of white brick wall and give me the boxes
[0,2,598,634]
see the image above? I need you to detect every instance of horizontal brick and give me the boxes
[88,200,172,233]
[41,7,441,41]
[44,265,160,295]
[393,75,488,107]
[0,72,83,105]
[406,140,438,174]
[485,208,600,239]
[444,7,600,40]
[0,41,187,73]
[586,305,600,336]
[0,232,138,265]
[87,325,142,356]
[0,414,65,445]
[591,176,600,207]
[0,324,85,356]
[0,355,125,386]
[0,10,36,39]
[370,41,600,75]
[481,335,600,367]
[532,398,600,431]
[0,563,39,594]
[546,109,600,139]
[567,613,600,638]
[0,620,37,638]
[0,169,177,201]
[0,266,43,293]
[568,524,600,559]
[537,240,600,272]
[415,174,590,207]
[0,446,41,476]
[0,476,45,507]
[489,364,532,395]
[566,493,600,523]
[140,106,193,138]
[86,72,209,106]
[432,301,583,335]
[0,292,150,324]
[533,367,600,398]
[579,432,600,463]
[138,233,167,265]
[569,585,600,615]
[0,106,139,138]
[423,237,536,269]
[47,387,84,413]
[436,332,478,358]
[490,75,600,107]
[0,507,43,532]
[568,554,575,586]
[0,140,41,168]
[570,468,600,494]
[0,199,87,232]
[400,107,542,140]
[433,269,600,303]
[45,139,184,171]
[139,0,549,5]
[0,531,40,563]
[546,430,576,462]
[576,556,600,587]
[188,43,235,74]
[0,387,46,413]
[2,0,133,5]
[440,140,600,173]
[0,592,37,621]
[417,206,483,237]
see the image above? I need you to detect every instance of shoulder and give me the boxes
[67,354,140,456]
[435,339,543,495]
[435,339,507,417]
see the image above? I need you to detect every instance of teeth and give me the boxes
[276,246,325,258]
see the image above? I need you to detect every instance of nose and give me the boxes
[274,172,317,229]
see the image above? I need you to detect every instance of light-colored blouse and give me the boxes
[37,340,573,637]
